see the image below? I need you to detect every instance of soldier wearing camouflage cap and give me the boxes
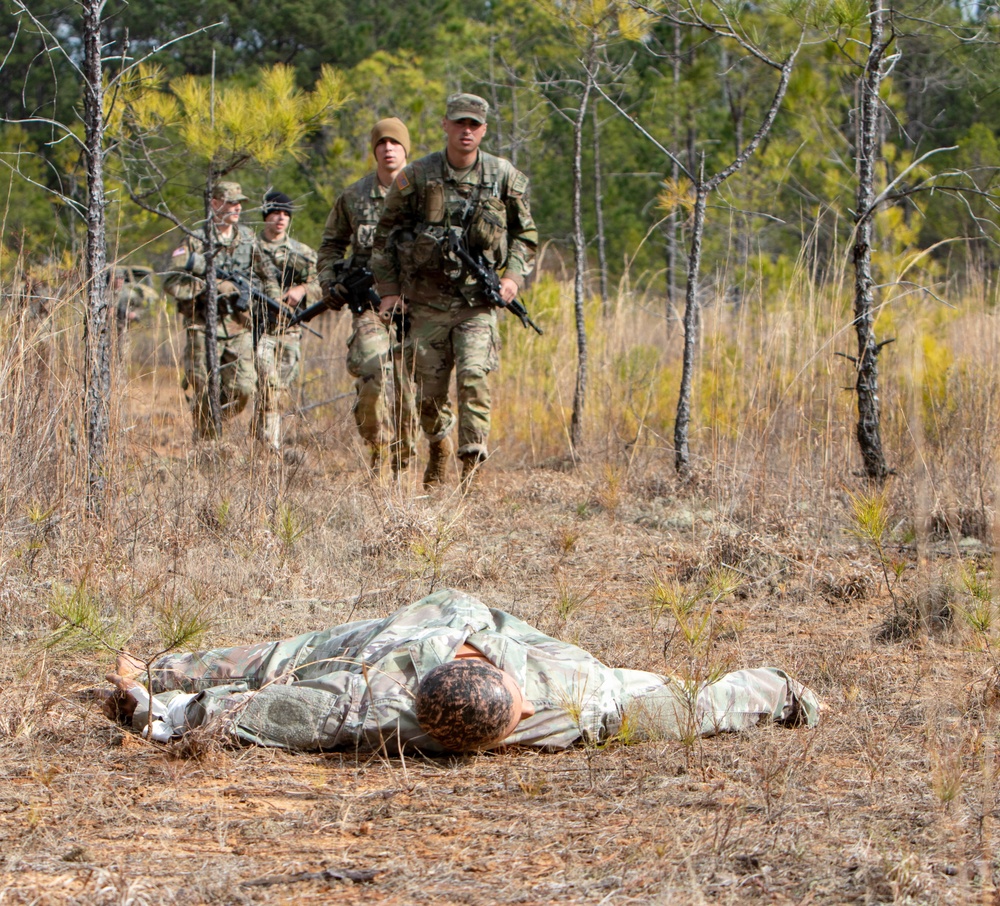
[252,190,322,460]
[371,94,538,490]
[163,180,278,441]
[104,588,820,752]
[317,118,417,474]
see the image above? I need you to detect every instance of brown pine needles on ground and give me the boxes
[1,276,999,904]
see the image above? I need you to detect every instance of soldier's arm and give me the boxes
[162,235,206,299]
[316,195,354,287]
[297,244,323,305]
[502,168,538,290]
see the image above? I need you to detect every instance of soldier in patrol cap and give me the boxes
[164,180,277,441]
[253,190,322,459]
[317,118,417,473]
[371,94,538,490]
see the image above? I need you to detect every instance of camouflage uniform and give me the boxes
[130,589,820,752]
[163,218,273,440]
[252,233,322,451]
[317,173,417,466]
[371,148,537,471]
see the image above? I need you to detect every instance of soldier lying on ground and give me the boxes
[104,589,820,754]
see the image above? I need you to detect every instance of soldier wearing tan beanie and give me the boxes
[316,117,417,473]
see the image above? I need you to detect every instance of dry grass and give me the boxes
[1,275,999,905]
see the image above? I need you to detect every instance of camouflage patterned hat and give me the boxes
[212,181,248,203]
[445,93,489,125]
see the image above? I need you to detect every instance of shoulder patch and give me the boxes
[509,171,529,196]
[395,171,412,193]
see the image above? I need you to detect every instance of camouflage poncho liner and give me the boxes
[133,589,820,753]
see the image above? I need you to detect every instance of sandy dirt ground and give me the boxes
[1,351,998,905]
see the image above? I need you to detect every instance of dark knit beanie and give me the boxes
[262,191,294,218]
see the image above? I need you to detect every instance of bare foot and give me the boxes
[115,652,145,681]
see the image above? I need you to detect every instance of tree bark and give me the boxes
[665,24,683,328]
[570,75,593,455]
[81,0,111,516]
[674,180,707,473]
[851,0,891,482]
[202,177,224,438]
[592,103,609,316]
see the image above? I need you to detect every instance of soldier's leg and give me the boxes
[252,330,301,450]
[251,332,279,447]
[694,668,821,735]
[407,307,457,442]
[183,323,215,439]
[408,308,457,487]
[391,335,418,470]
[346,311,393,452]
[218,329,257,420]
[452,309,499,462]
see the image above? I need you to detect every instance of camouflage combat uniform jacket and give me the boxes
[132,590,819,753]
[370,150,537,307]
[255,233,322,328]
[163,224,272,331]
[316,172,387,280]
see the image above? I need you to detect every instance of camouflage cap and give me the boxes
[212,181,248,203]
[446,93,489,125]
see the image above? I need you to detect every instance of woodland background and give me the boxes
[3,0,999,311]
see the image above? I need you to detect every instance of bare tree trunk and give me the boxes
[81,0,111,516]
[665,24,682,327]
[592,103,609,316]
[674,179,707,473]
[852,0,891,482]
[202,177,224,436]
[672,51,798,473]
[570,76,593,455]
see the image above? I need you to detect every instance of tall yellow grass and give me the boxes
[2,252,999,538]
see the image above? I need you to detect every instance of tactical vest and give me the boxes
[399,152,516,300]
[258,236,316,295]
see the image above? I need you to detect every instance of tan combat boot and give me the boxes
[460,452,486,492]
[369,443,389,472]
[423,437,453,489]
[391,441,411,475]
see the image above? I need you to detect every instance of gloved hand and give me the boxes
[217,280,239,298]
[322,282,347,311]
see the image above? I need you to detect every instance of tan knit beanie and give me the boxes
[370,117,411,157]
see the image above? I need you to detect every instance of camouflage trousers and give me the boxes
[183,321,257,439]
[346,310,416,461]
[252,328,302,450]
[405,301,499,458]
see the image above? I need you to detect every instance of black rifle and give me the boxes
[447,234,542,335]
[290,265,409,339]
[216,268,321,339]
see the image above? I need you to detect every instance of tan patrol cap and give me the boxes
[212,180,248,203]
[446,93,488,125]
